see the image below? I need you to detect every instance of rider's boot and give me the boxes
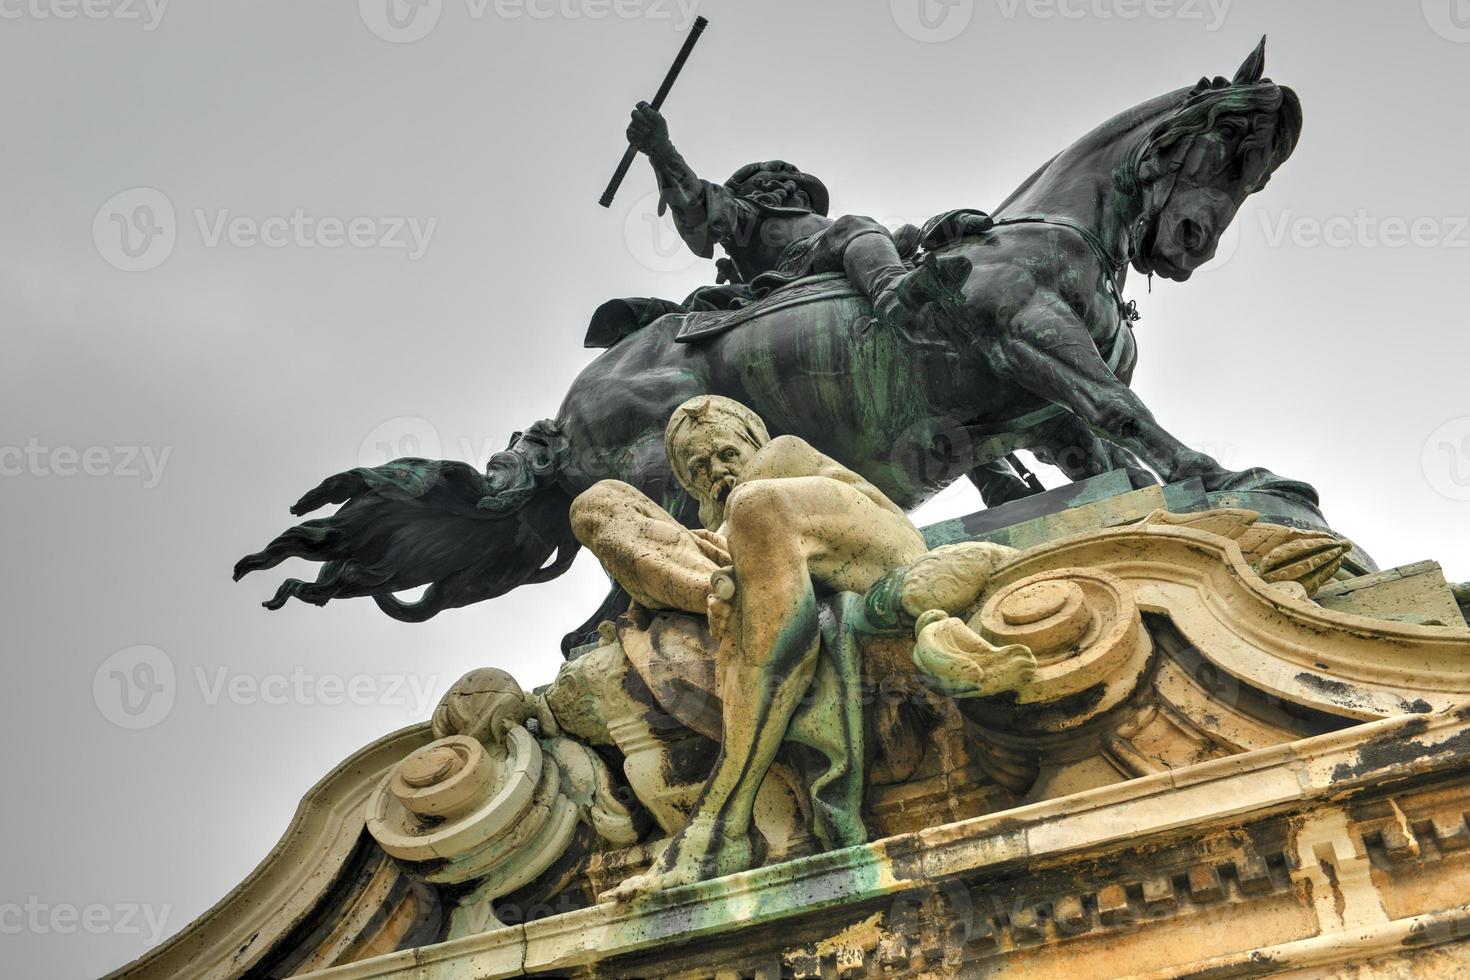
[846,238,981,332]
[878,253,974,328]
[842,231,973,330]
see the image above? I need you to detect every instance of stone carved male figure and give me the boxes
[625,102,975,329]
[569,395,929,895]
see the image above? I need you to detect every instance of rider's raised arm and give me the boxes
[626,102,753,261]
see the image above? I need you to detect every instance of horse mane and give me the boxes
[1136,76,1303,191]
[996,67,1302,216]
[994,88,1192,215]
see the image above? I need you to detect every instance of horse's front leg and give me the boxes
[994,292,1232,488]
[1028,414,1149,484]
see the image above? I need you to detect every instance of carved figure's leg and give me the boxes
[569,480,725,615]
[605,477,926,898]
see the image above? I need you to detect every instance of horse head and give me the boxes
[1129,37,1302,281]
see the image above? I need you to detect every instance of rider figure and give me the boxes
[626,102,973,328]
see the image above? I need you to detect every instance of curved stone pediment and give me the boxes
[109,500,1470,979]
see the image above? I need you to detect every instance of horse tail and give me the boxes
[233,420,582,619]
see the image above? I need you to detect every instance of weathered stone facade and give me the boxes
[108,474,1470,979]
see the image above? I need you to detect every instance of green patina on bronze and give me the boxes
[235,39,1315,657]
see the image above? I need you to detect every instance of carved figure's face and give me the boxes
[674,422,760,525]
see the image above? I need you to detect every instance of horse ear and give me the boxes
[1233,35,1266,86]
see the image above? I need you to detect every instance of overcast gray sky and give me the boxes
[2,1,1468,976]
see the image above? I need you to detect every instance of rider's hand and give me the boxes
[626,101,672,157]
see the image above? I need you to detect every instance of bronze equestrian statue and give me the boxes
[235,40,1310,648]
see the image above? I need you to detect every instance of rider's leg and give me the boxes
[569,480,722,615]
[818,215,974,328]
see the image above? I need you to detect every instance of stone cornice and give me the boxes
[305,705,1470,979]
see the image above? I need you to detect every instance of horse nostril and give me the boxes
[1177,218,1209,253]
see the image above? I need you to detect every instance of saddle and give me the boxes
[583,208,992,348]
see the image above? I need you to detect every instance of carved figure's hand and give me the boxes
[689,528,731,567]
[626,101,672,157]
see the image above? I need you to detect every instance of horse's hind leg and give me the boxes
[968,459,1036,507]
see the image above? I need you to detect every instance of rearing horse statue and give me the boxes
[236,39,1308,644]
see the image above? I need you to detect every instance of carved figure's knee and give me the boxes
[723,481,791,543]
[569,480,635,545]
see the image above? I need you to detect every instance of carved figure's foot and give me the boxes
[598,817,753,903]
[911,609,1037,699]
